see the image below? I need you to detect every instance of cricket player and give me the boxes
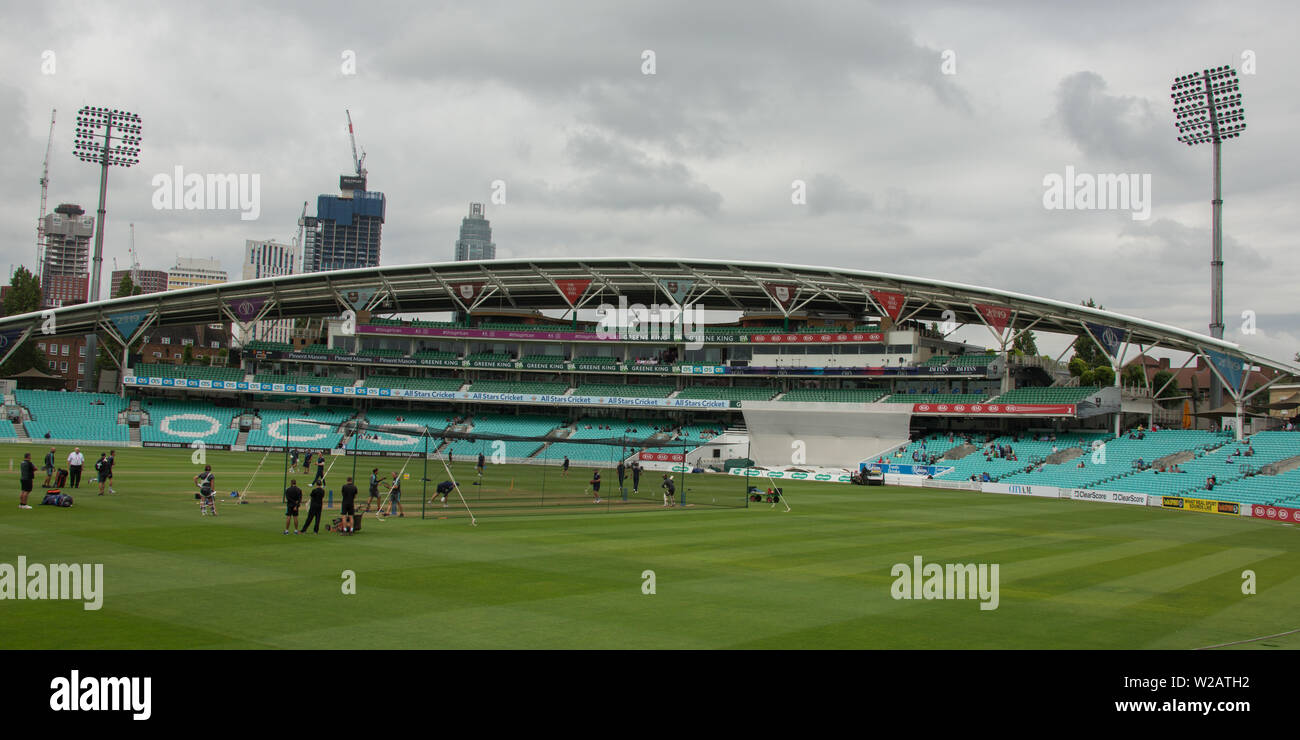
[339,477,358,533]
[313,452,327,486]
[383,471,405,517]
[435,480,455,507]
[589,469,602,504]
[194,465,218,516]
[301,482,326,534]
[18,452,35,510]
[41,447,56,488]
[661,474,676,507]
[364,467,382,511]
[283,480,303,534]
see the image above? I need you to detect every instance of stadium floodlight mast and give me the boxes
[74,106,142,391]
[1171,65,1245,410]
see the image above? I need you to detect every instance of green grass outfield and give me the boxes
[0,443,1297,649]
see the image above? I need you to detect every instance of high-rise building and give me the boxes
[302,175,386,272]
[454,202,496,261]
[238,239,297,345]
[110,269,168,296]
[40,203,94,308]
[167,257,227,290]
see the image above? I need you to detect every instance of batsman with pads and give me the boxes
[194,466,218,516]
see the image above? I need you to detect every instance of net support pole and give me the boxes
[680,441,687,506]
[282,417,289,503]
[350,417,359,482]
[421,429,428,520]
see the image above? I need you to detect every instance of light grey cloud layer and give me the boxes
[1,0,1296,361]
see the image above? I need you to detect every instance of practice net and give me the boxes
[250,417,752,519]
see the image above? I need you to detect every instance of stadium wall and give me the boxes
[741,401,912,468]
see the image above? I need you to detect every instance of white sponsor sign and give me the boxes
[981,482,1061,498]
[1069,489,1148,506]
[728,468,853,483]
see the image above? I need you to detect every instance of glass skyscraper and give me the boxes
[454,203,496,261]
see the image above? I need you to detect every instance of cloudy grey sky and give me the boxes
[2,0,1296,362]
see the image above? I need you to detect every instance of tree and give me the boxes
[114,273,144,299]
[1121,363,1147,388]
[1092,365,1115,387]
[1152,370,1179,400]
[1012,329,1038,356]
[2,266,42,316]
[1071,298,1109,369]
[0,266,49,377]
[1068,356,1089,378]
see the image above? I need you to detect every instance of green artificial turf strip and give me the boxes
[0,444,1296,649]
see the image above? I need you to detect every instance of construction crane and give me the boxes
[293,200,308,270]
[128,223,141,286]
[345,109,366,178]
[36,108,56,278]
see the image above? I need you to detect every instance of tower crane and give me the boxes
[346,109,367,178]
[36,109,56,277]
[128,223,141,286]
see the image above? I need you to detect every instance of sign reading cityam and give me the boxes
[981,482,1060,498]
[1162,496,1240,516]
[1250,504,1300,522]
[911,403,1076,416]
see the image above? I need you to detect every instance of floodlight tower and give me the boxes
[74,106,142,390]
[1171,65,1246,409]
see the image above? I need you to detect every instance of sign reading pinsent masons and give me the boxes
[283,352,461,367]
[121,376,730,409]
[911,403,1076,416]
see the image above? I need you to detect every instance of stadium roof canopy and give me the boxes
[3,257,1297,382]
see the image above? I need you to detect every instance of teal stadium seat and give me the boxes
[19,390,129,442]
